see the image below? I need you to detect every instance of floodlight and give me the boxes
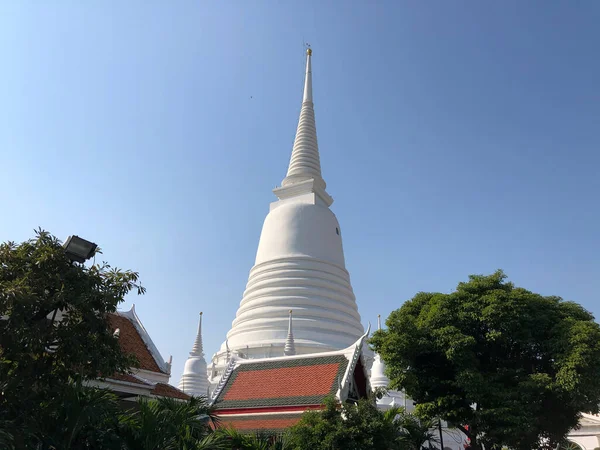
[63,235,97,263]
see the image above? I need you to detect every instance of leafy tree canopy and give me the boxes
[120,396,222,450]
[0,230,145,446]
[371,270,600,450]
[286,397,436,450]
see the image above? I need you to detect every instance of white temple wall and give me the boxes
[568,435,599,450]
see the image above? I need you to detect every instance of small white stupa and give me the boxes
[370,315,391,390]
[179,312,209,397]
[370,315,412,412]
[283,310,296,356]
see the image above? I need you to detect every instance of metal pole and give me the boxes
[438,418,445,450]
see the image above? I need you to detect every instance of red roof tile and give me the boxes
[213,355,348,410]
[107,314,164,373]
[106,374,190,400]
[151,383,191,400]
[224,364,340,401]
[108,373,147,385]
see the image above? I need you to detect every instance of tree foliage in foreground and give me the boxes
[120,395,223,450]
[371,270,600,450]
[213,427,290,450]
[0,230,145,447]
[286,397,436,450]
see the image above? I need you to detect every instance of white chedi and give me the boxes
[370,316,413,412]
[179,312,209,397]
[210,48,364,376]
[370,352,391,390]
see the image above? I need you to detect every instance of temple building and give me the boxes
[569,416,600,450]
[176,47,600,449]
[211,327,371,432]
[96,305,190,403]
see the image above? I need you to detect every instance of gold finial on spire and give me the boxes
[307,48,312,56]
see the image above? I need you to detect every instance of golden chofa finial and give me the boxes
[307,48,312,56]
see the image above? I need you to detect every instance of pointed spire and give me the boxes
[179,312,209,397]
[281,48,324,189]
[303,48,313,103]
[370,314,390,389]
[190,312,204,356]
[284,309,296,356]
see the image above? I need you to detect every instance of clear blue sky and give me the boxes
[2,1,599,385]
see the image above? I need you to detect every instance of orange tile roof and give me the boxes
[108,372,147,385]
[103,313,188,401]
[213,355,348,410]
[106,374,190,400]
[151,383,190,400]
[107,314,164,373]
[223,363,340,401]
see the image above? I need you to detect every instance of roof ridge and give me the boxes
[210,356,239,405]
[116,307,169,374]
[337,323,371,399]
[232,344,358,366]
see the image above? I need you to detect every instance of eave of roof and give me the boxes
[151,382,190,400]
[103,374,190,400]
[218,412,305,432]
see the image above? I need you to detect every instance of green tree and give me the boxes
[371,270,600,450]
[392,408,437,450]
[0,230,145,446]
[287,397,414,450]
[35,381,122,450]
[214,427,290,450]
[119,396,224,450]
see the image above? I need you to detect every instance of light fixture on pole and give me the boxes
[63,235,97,263]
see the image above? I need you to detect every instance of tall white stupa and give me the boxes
[208,48,364,377]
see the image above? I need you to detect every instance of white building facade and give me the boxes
[568,415,600,450]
